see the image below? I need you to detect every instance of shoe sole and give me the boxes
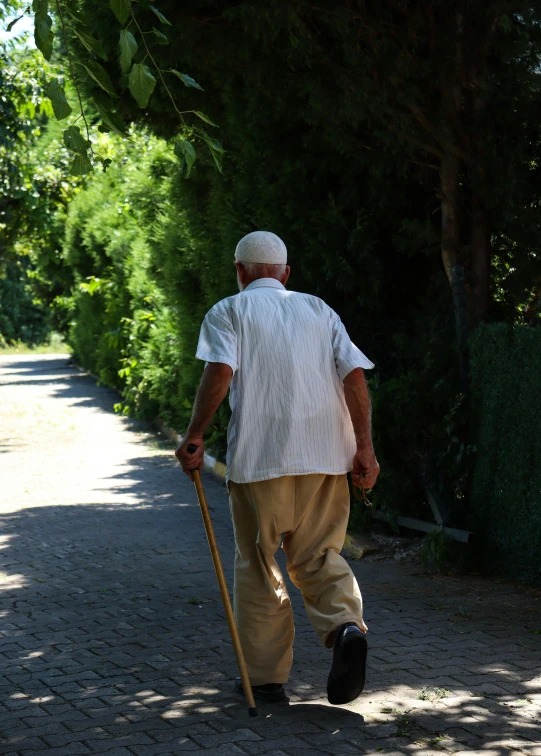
[327,632,367,705]
[234,680,286,703]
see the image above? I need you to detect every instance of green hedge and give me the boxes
[62,132,235,454]
[470,323,541,584]
[61,122,468,515]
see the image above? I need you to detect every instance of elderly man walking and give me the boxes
[176,231,379,705]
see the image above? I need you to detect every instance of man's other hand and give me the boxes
[352,447,380,490]
[175,437,204,481]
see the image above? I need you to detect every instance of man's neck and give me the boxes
[242,277,286,292]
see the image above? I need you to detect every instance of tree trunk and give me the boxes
[470,192,491,323]
[452,263,470,393]
[440,150,460,285]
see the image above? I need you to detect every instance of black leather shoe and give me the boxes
[327,622,367,705]
[234,677,286,702]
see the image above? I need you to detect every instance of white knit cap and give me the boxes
[234,231,287,265]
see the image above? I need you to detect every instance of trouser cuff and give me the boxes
[325,618,368,648]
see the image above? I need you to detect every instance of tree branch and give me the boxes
[54,0,92,152]
[130,7,185,125]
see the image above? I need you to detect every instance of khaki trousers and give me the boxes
[228,473,366,685]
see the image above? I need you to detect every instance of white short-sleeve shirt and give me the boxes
[196,278,374,483]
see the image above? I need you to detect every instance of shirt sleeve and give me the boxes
[195,305,238,373]
[331,311,374,381]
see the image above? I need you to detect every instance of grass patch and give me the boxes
[0,333,70,355]
[396,713,417,737]
[415,734,451,751]
[418,686,451,701]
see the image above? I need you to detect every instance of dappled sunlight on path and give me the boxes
[0,354,540,755]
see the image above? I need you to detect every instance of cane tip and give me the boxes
[248,707,258,717]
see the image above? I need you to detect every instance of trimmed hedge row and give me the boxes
[470,323,541,584]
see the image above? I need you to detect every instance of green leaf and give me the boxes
[93,98,129,138]
[174,139,196,177]
[71,27,108,60]
[32,0,47,12]
[70,153,92,176]
[44,80,72,120]
[6,14,24,32]
[119,29,138,73]
[110,0,131,24]
[192,111,217,127]
[79,61,118,98]
[129,63,156,108]
[34,12,53,60]
[63,126,89,155]
[150,5,171,25]
[151,27,169,44]
[170,69,203,90]
[94,155,113,172]
[63,5,90,25]
[35,14,51,40]
[201,131,224,173]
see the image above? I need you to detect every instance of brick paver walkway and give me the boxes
[1,354,540,756]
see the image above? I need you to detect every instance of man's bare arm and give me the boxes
[343,368,380,489]
[175,362,233,479]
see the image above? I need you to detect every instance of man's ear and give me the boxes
[281,265,291,285]
[235,262,246,285]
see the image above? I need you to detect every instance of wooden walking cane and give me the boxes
[187,445,257,717]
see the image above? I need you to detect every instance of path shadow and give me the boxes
[0,489,540,753]
[0,355,152,430]
[0,355,71,372]
[0,355,540,753]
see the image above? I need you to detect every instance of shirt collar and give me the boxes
[244,278,286,292]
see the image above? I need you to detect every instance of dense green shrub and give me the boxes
[62,131,234,452]
[470,324,541,584]
[0,259,49,346]
[0,47,80,347]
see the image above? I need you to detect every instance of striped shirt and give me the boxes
[195,278,374,484]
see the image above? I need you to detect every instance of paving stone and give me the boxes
[130,744,202,755]
[0,737,45,752]
[1,355,541,756]
[3,722,68,741]
[20,743,91,756]
[242,734,320,752]
[84,732,158,751]
[279,748,334,755]
[104,718,172,736]
[299,728,369,747]
[190,748,246,756]
[188,726,262,748]
[41,726,107,747]
[21,710,89,727]
[64,715,130,732]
